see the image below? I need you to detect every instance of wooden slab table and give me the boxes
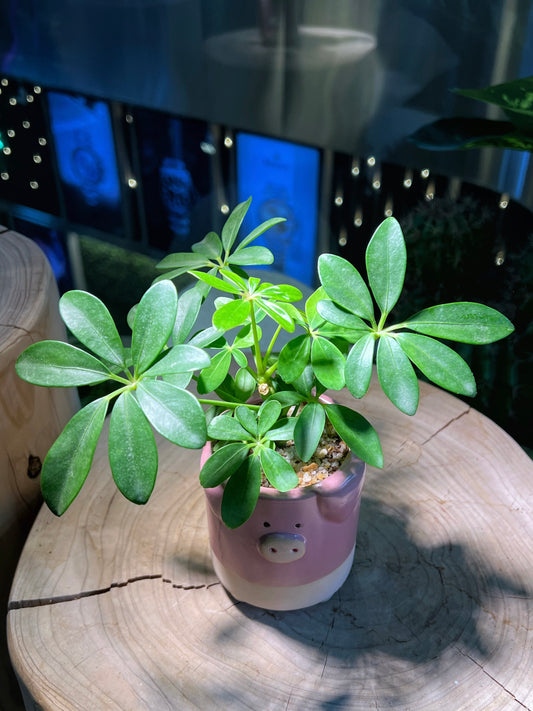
[7,379,533,710]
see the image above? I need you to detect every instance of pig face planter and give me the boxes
[202,445,365,611]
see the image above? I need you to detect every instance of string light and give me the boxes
[29,181,39,189]
[33,154,42,164]
[338,226,347,247]
[421,168,430,178]
[367,156,376,167]
[127,178,137,188]
[499,193,509,209]
[223,135,233,148]
[351,158,360,176]
[220,204,230,214]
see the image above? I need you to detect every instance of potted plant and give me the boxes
[15,197,514,609]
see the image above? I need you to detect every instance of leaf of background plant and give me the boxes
[207,413,250,441]
[258,399,282,436]
[404,302,514,344]
[221,456,262,528]
[455,77,533,133]
[221,197,251,252]
[409,117,514,151]
[109,392,157,504]
[41,397,108,515]
[16,341,112,386]
[366,217,406,316]
[311,337,345,390]
[188,325,225,348]
[316,299,371,330]
[227,246,274,266]
[136,380,206,448]
[318,254,375,322]
[235,405,258,435]
[172,286,204,345]
[143,344,210,376]
[237,216,286,249]
[345,333,375,399]
[197,349,232,394]
[304,287,327,329]
[396,332,477,396]
[325,403,383,468]
[278,334,311,382]
[376,336,419,415]
[191,231,222,259]
[131,280,177,375]
[294,402,325,462]
[59,291,125,366]
[260,447,299,491]
[212,298,250,330]
[199,442,250,488]
[231,348,248,368]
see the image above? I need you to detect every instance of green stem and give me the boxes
[198,398,260,410]
[249,302,264,376]
[263,324,282,364]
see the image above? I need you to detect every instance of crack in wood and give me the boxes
[9,575,221,610]
[456,647,531,710]
[421,408,470,446]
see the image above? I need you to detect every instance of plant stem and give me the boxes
[198,398,260,410]
[249,302,264,376]
[263,324,282,364]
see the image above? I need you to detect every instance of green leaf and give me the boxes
[325,403,383,468]
[59,291,125,366]
[265,418,296,441]
[136,380,206,448]
[277,334,311,383]
[365,217,406,316]
[259,447,299,491]
[109,392,158,504]
[294,402,325,462]
[197,349,232,394]
[191,231,223,259]
[143,344,210,377]
[260,283,303,302]
[318,254,374,321]
[376,336,419,415]
[131,280,177,374]
[188,325,225,348]
[16,341,112,387]
[257,399,282,436]
[221,456,262,528]
[311,337,345,390]
[199,443,250,488]
[305,287,327,329]
[396,332,477,396]
[207,413,250,441]
[227,246,274,266]
[345,333,375,399]
[267,390,306,408]
[404,302,514,344]
[316,299,371,331]
[172,285,204,345]
[238,216,287,249]
[41,398,108,515]
[190,270,242,295]
[156,252,210,270]
[454,77,533,133]
[235,405,259,436]
[212,298,250,330]
[221,197,252,252]
[259,299,295,331]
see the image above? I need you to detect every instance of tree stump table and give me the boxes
[7,378,533,710]
[1,227,79,709]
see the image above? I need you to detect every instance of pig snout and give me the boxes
[258,533,306,563]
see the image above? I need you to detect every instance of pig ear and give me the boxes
[316,463,365,522]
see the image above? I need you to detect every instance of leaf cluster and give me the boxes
[15,198,514,525]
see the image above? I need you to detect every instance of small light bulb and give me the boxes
[26,94,34,103]
[7,129,15,137]
[1,78,9,86]
[128,178,137,188]
[499,193,509,209]
[495,249,505,266]
[224,136,233,148]
[334,192,343,206]
[33,154,42,164]
[125,114,133,124]
[22,120,30,129]
[30,180,39,189]
[1,172,9,180]
[3,146,11,155]
[421,168,430,178]
[33,86,42,94]
[367,156,376,167]
[220,204,230,214]
[9,97,16,105]
[38,137,47,146]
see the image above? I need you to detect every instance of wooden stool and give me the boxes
[1,228,79,709]
[7,376,533,710]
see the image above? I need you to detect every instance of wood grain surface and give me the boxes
[7,376,533,710]
[0,228,79,710]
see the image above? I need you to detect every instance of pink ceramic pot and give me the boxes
[202,445,365,610]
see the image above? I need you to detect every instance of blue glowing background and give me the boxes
[236,133,320,286]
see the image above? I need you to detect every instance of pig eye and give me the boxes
[295,523,302,528]
[263,521,271,527]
